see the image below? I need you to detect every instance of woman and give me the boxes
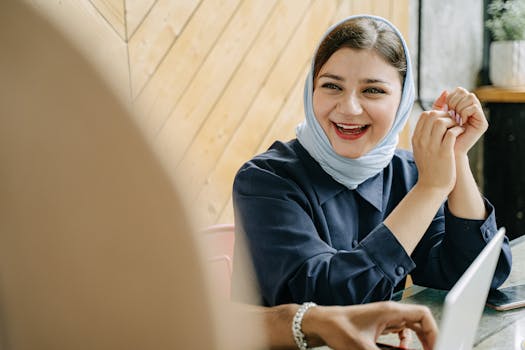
[232,15,512,306]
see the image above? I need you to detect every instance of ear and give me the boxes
[432,90,448,111]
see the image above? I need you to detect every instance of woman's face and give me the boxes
[312,47,402,159]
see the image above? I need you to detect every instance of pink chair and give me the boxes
[200,224,235,298]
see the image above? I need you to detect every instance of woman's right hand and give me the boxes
[411,108,464,197]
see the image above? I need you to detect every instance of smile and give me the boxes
[333,122,369,140]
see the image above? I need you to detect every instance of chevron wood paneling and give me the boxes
[176,0,312,200]
[23,0,410,229]
[90,0,126,39]
[128,0,200,97]
[125,0,156,38]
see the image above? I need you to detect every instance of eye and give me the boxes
[363,87,386,94]
[321,82,342,91]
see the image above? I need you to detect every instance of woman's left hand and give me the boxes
[432,87,488,156]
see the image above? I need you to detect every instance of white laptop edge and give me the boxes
[434,227,506,350]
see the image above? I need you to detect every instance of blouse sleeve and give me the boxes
[410,200,512,290]
[232,164,415,306]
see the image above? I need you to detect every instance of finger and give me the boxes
[432,90,448,110]
[412,112,426,138]
[430,116,456,149]
[423,111,451,139]
[457,104,487,130]
[396,307,438,350]
[412,112,432,149]
[442,125,465,150]
[453,94,477,113]
[446,87,469,107]
[413,320,438,350]
[447,109,461,126]
[381,325,405,335]
[398,328,411,348]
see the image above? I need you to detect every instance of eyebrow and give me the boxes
[318,73,344,81]
[317,73,391,86]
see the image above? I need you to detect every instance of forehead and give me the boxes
[320,47,398,74]
[318,48,402,84]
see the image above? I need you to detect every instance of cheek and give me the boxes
[312,91,331,121]
[371,100,399,129]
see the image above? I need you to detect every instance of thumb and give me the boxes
[432,90,448,111]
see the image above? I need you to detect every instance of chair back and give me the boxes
[201,224,235,298]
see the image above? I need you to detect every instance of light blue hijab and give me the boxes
[296,15,415,189]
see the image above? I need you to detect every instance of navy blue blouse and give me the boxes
[232,139,512,306]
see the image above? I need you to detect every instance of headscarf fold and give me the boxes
[296,15,415,189]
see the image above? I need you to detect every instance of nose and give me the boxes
[337,92,363,115]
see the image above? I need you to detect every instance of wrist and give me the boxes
[451,153,474,191]
[454,153,470,168]
[300,305,326,348]
[412,182,449,203]
[292,302,320,350]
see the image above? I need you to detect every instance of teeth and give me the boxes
[336,123,364,130]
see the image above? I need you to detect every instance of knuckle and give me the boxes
[382,301,398,312]
[412,135,423,148]
[434,118,449,129]
[420,111,432,119]
[422,305,433,316]
[428,110,441,118]
[436,118,447,126]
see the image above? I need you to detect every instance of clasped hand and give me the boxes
[412,87,487,195]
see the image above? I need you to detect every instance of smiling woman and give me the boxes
[231,14,512,308]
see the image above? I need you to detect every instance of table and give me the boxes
[377,235,525,349]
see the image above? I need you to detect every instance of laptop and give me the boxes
[433,227,506,350]
[378,227,506,350]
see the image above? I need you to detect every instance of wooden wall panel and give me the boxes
[125,0,156,38]
[175,0,312,201]
[133,0,241,138]
[90,0,126,39]
[128,0,200,97]
[155,0,278,169]
[26,0,410,229]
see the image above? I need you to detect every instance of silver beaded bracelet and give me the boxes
[292,302,317,350]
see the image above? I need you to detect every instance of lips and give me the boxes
[333,122,369,140]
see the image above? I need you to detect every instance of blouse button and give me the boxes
[395,266,405,276]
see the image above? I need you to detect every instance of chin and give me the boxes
[331,139,374,159]
[334,148,365,159]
